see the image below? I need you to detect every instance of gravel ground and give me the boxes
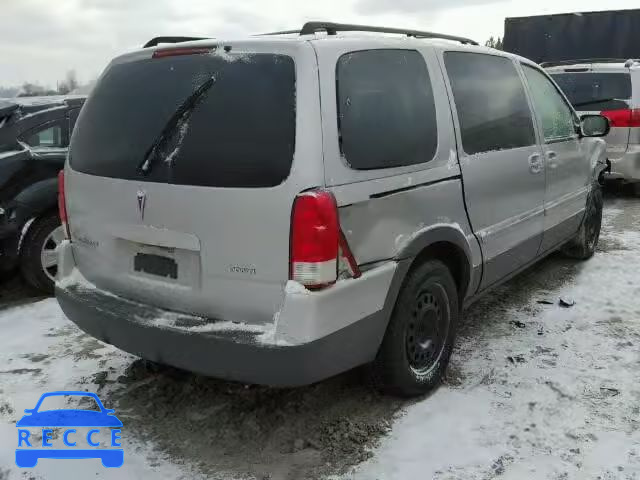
[0,190,639,479]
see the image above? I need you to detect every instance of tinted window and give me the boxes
[444,52,535,155]
[550,72,631,110]
[24,123,65,148]
[68,108,81,133]
[523,66,576,141]
[71,53,296,188]
[336,50,437,170]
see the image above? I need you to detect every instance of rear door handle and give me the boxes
[528,154,543,174]
[546,151,558,169]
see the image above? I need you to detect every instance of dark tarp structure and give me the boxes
[503,9,640,64]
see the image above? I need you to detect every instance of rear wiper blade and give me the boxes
[572,97,620,108]
[139,75,217,174]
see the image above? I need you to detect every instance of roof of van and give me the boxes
[143,22,479,47]
[121,31,535,70]
[543,59,640,73]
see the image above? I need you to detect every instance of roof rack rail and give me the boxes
[540,58,636,68]
[143,36,210,48]
[259,29,301,36]
[262,21,478,45]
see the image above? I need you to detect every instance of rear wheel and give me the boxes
[20,211,63,294]
[370,260,459,397]
[562,184,603,260]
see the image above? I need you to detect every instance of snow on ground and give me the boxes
[0,300,202,479]
[352,198,640,479]
[0,196,639,480]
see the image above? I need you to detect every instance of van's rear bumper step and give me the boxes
[55,284,387,387]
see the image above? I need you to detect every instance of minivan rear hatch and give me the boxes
[66,43,319,324]
[551,71,633,158]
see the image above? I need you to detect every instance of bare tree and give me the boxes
[65,70,79,92]
[18,82,55,97]
[485,36,503,50]
[57,70,79,95]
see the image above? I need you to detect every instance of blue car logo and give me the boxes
[16,391,123,468]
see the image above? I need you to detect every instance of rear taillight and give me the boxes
[152,47,212,59]
[601,108,640,128]
[290,190,360,289]
[57,170,70,239]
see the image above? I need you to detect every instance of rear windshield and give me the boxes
[550,72,631,111]
[70,52,296,188]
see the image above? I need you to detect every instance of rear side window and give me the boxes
[23,123,66,148]
[444,52,535,155]
[550,72,631,110]
[71,53,296,188]
[336,49,438,170]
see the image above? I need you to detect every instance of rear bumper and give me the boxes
[55,242,398,387]
[56,284,386,386]
[605,146,640,182]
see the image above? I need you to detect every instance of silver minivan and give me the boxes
[56,23,610,397]
[545,59,640,192]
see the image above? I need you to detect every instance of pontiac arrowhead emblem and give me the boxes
[136,190,147,221]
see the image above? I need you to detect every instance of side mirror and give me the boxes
[580,114,610,138]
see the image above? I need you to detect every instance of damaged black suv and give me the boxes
[0,95,85,292]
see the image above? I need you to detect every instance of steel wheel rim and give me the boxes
[406,283,450,375]
[40,225,64,282]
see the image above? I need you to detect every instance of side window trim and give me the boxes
[521,63,580,145]
[515,60,548,149]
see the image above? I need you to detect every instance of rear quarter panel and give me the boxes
[313,40,482,298]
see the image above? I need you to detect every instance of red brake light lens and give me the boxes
[600,108,640,128]
[152,47,212,59]
[57,170,70,239]
[290,190,340,288]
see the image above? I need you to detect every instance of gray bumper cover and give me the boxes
[56,284,388,387]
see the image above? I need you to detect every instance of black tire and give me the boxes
[20,211,62,294]
[561,184,603,260]
[0,259,17,282]
[370,259,459,397]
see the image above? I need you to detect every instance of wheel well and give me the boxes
[18,208,58,254]
[411,241,471,302]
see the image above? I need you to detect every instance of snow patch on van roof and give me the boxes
[210,49,252,63]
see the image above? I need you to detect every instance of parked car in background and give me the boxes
[0,95,86,292]
[544,59,640,193]
[56,24,608,397]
